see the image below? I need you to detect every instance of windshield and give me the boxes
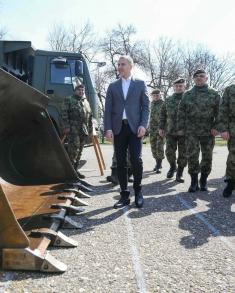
[50,59,76,84]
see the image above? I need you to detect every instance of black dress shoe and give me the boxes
[113,198,130,208]
[135,190,144,208]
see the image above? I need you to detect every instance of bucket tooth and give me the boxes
[29,228,78,247]
[67,182,93,193]
[79,179,95,188]
[41,252,67,273]
[2,248,67,273]
[51,203,85,214]
[63,188,91,198]
[57,195,89,206]
[63,216,83,229]
[44,214,83,229]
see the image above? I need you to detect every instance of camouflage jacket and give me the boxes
[217,84,235,137]
[177,85,220,136]
[61,95,93,136]
[159,93,183,135]
[149,99,164,133]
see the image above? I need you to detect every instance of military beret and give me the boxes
[193,69,206,78]
[74,83,85,90]
[151,89,161,95]
[173,78,185,84]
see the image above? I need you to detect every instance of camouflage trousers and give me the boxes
[186,135,215,175]
[165,135,187,168]
[226,137,235,180]
[150,132,165,160]
[66,134,86,167]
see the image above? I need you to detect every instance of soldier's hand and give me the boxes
[137,126,146,138]
[105,130,113,141]
[63,128,70,135]
[159,129,165,138]
[221,131,230,141]
[211,129,219,137]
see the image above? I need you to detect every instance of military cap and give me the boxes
[151,89,161,95]
[193,69,206,78]
[173,78,185,85]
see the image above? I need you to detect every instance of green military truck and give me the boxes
[0,40,98,136]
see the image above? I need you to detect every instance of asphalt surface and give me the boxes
[0,144,234,293]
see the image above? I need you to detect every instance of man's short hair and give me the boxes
[193,69,206,78]
[173,78,185,85]
[151,89,161,95]
[119,55,134,66]
[74,84,85,91]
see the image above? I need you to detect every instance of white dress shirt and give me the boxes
[122,75,132,119]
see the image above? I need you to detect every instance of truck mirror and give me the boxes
[75,60,83,76]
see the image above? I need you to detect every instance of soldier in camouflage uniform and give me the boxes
[159,78,187,182]
[61,84,93,179]
[177,69,220,192]
[149,89,165,173]
[217,84,235,197]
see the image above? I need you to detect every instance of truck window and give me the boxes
[50,60,76,84]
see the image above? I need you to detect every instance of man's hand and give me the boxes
[221,131,230,141]
[105,130,113,141]
[137,126,146,138]
[63,128,70,135]
[159,129,165,138]
[211,129,219,137]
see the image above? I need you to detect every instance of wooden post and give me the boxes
[92,135,104,175]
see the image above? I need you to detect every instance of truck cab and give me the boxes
[0,40,98,136]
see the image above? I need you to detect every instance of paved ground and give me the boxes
[0,144,235,293]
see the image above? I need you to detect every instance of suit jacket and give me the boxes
[104,77,150,135]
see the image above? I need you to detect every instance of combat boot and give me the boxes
[106,167,119,185]
[176,167,184,183]
[156,159,162,174]
[74,162,86,179]
[153,159,157,171]
[223,179,235,198]
[188,174,199,192]
[200,173,209,191]
[77,170,85,179]
[167,163,176,178]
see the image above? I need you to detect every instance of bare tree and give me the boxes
[182,45,235,91]
[0,27,7,39]
[99,23,144,79]
[47,23,68,51]
[140,37,183,97]
[47,21,96,61]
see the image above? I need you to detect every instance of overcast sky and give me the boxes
[1,0,235,56]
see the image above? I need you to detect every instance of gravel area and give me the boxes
[0,144,234,293]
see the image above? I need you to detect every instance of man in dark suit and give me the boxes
[104,55,150,208]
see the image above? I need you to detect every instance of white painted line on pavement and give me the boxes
[178,196,235,251]
[123,206,147,293]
